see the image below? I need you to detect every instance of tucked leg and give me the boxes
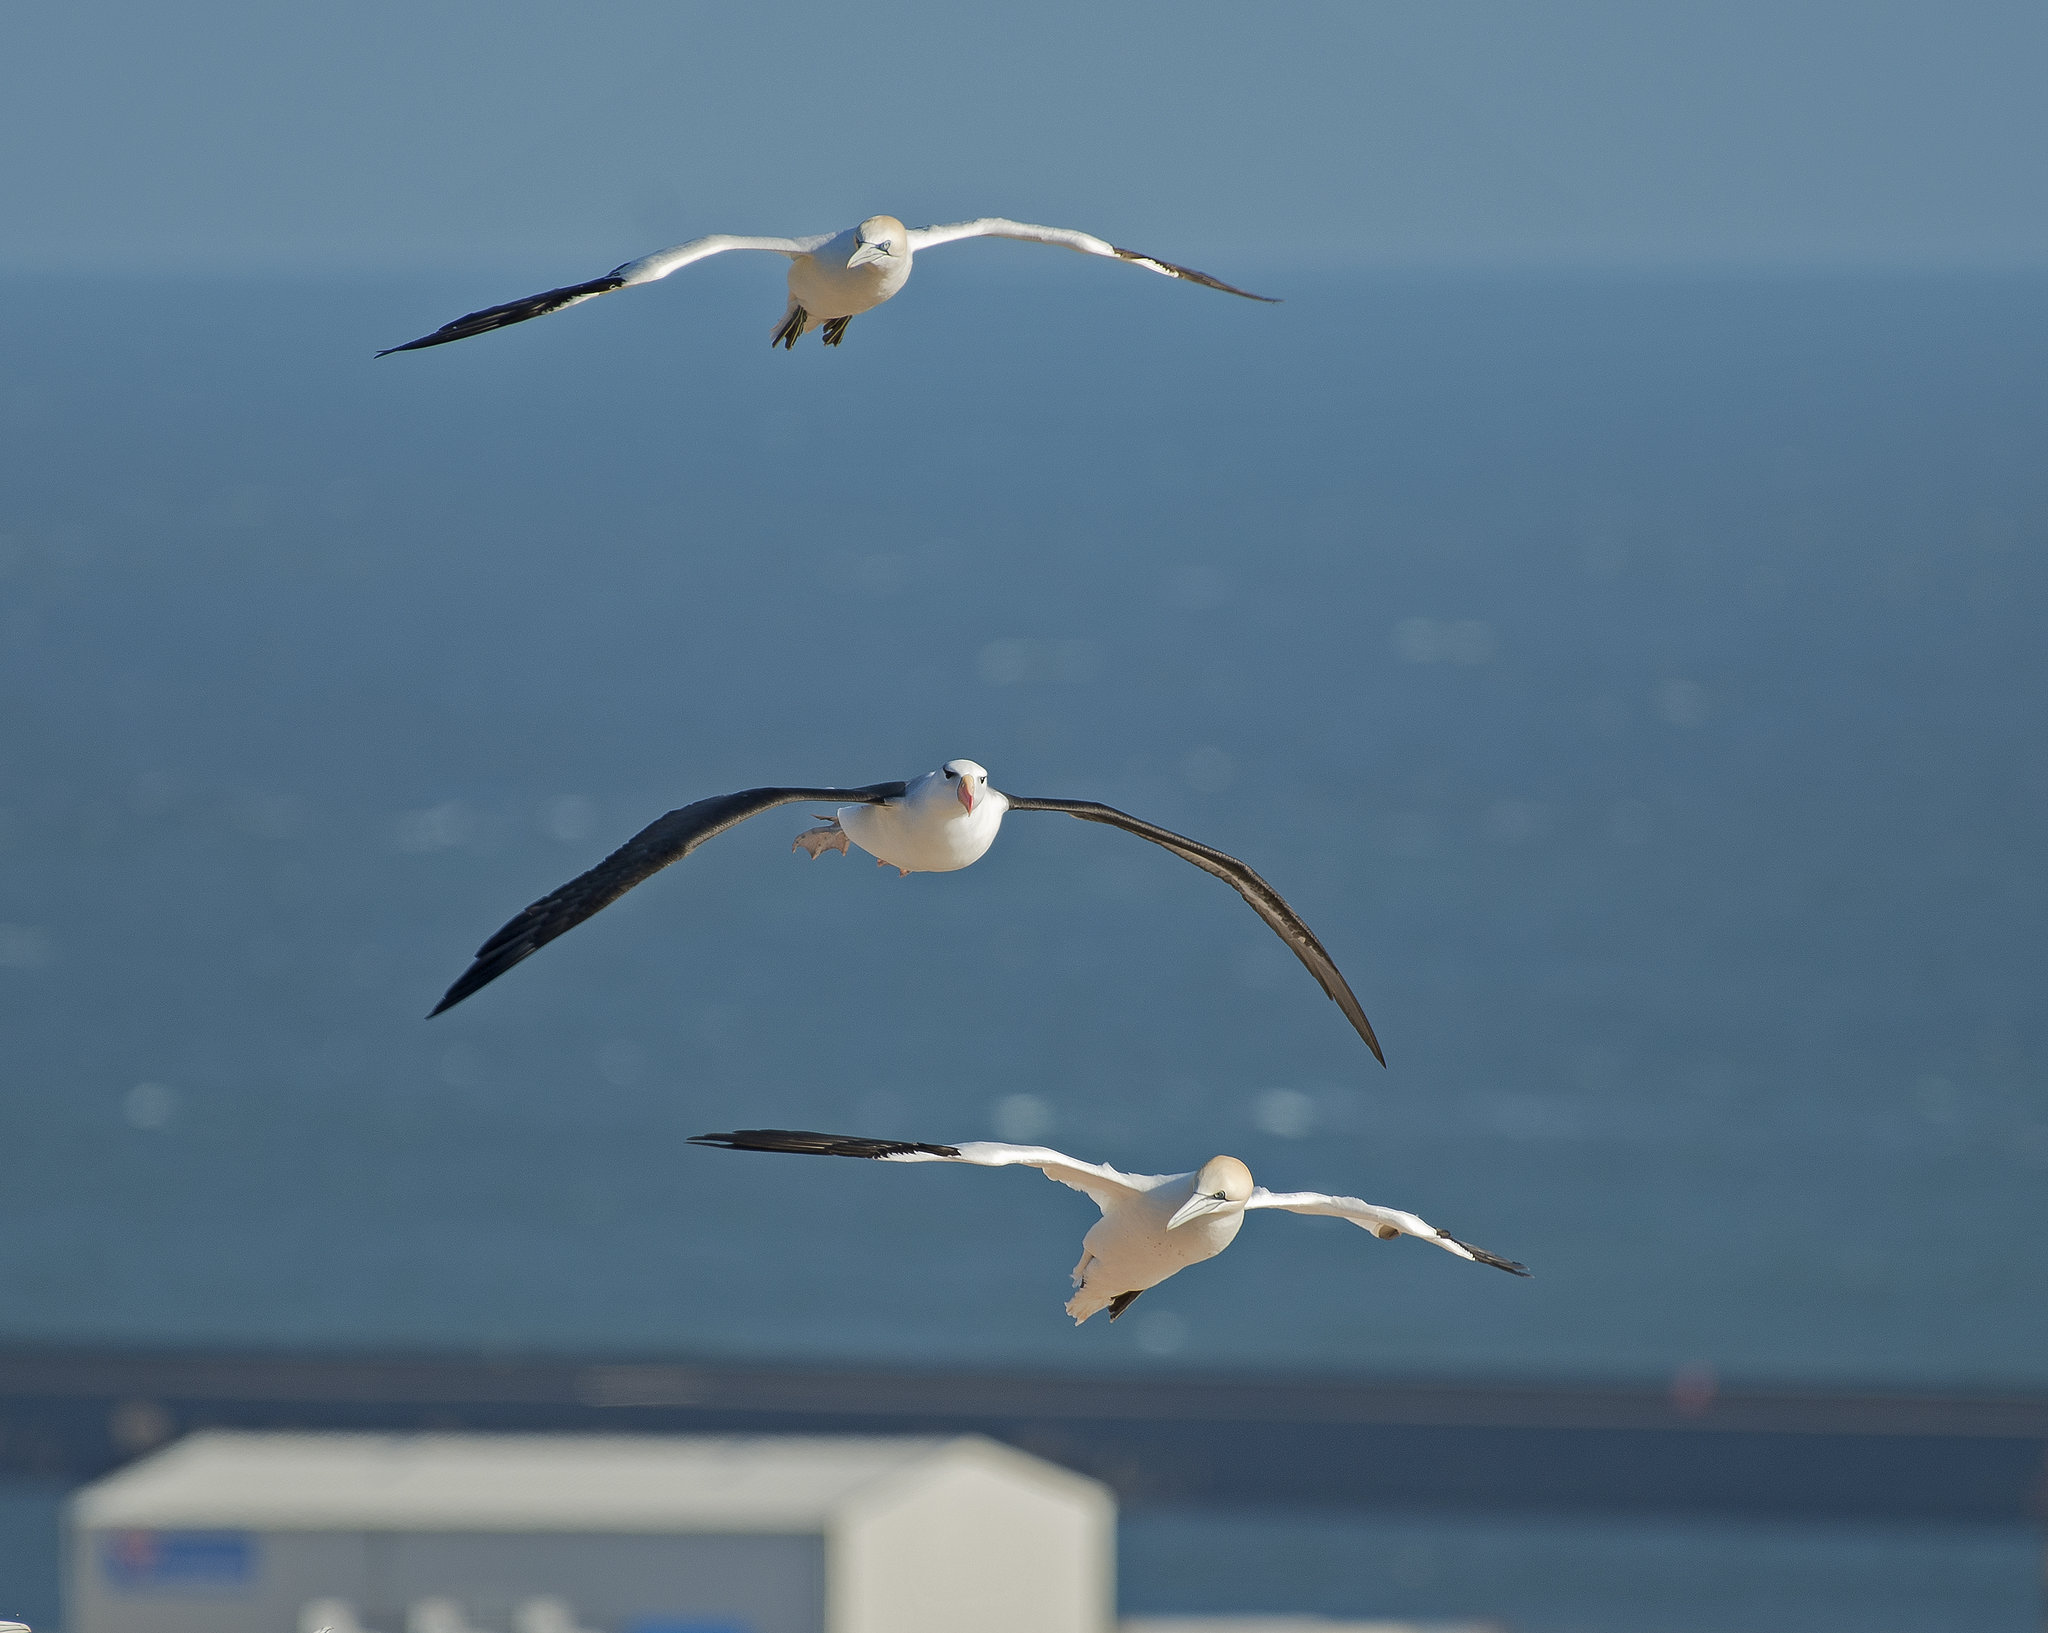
[792,819,850,859]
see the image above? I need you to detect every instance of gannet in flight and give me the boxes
[692,1128,1530,1322]
[378,215,1276,355]
[429,760,1384,1064]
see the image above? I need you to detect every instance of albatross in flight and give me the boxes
[378,214,1275,355]
[691,1128,1530,1322]
[430,760,1385,1064]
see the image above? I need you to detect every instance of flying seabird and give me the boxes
[378,215,1275,355]
[430,760,1385,1064]
[691,1128,1529,1322]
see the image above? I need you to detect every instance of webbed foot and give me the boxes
[772,304,809,350]
[820,315,853,346]
[793,819,850,859]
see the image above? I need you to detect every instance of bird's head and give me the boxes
[940,758,990,814]
[1168,1156,1255,1229]
[848,215,908,269]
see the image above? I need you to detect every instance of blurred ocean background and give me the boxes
[1,263,2044,1627]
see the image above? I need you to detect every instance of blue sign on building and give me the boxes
[100,1531,255,1591]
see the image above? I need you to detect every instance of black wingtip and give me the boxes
[379,275,630,358]
[375,334,450,357]
[428,971,483,1018]
[691,1129,963,1160]
[1339,984,1386,1066]
[427,950,523,1018]
[1110,247,1280,302]
[1342,1002,1387,1067]
[1441,1232,1531,1277]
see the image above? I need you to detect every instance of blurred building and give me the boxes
[1125,1622,1496,1633]
[66,1430,1113,1633]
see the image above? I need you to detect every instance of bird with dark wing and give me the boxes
[692,1127,1529,1322]
[431,760,1384,1066]
[380,214,1274,356]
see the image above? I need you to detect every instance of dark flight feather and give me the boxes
[429,783,905,1015]
[1110,248,1279,302]
[429,775,1381,1066]
[1004,796,1384,1065]
[691,1129,964,1161]
[378,274,629,355]
[1439,1232,1532,1277]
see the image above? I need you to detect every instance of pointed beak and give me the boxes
[957,779,975,813]
[1168,1194,1224,1231]
[848,241,888,269]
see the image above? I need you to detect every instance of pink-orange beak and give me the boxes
[957,780,975,813]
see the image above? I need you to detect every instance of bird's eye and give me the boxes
[944,769,957,779]
[1213,1190,1227,1199]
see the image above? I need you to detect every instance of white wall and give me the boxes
[830,1441,1113,1633]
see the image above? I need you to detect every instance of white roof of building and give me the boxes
[72,1431,1070,1533]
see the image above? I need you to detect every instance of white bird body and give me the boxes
[779,218,914,337]
[832,760,1007,874]
[380,215,1275,356]
[1065,1163,1251,1322]
[690,1132,1530,1324]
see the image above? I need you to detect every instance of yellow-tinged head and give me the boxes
[1168,1156,1255,1228]
[848,215,909,268]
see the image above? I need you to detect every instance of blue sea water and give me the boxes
[0,266,2043,1626]
[1119,1509,2045,1632]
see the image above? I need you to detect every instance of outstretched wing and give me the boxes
[1248,1188,1530,1275]
[905,218,1277,302]
[1004,796,1383,1065]
[430,783,906,1015]
[690,1129,1169,1213]
[378,233,833,354]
